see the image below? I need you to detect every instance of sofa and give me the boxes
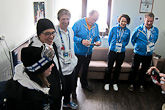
[86,47,134,80]
[84,47,164,80]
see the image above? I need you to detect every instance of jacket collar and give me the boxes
[117,24,127,30]
[83,18,96,30]
[142,23,154,33]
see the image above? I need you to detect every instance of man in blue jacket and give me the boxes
[128,12,159,92]
[72,10,101,98]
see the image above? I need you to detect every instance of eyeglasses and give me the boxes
[42,31,56,37]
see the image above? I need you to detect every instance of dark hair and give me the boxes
[117,14,131,25]
[145,12,154,19]
[38,73,50,87]
[26,70,50,87]
[57,9,71,20]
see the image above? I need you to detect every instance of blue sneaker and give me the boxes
[63,102,78,109]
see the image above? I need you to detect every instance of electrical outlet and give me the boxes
[0,35,5,40]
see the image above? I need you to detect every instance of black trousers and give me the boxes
[128,53,152,86]
[73,54,92,91]
[63,73,73,104]
[104,51,125,84]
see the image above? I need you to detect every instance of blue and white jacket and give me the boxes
[131,23,159,56]
[72,18,101,56]
[108,24,130,52]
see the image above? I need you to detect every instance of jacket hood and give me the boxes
[13,63,50,94]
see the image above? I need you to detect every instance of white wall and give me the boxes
[110,0,165,58]
[0,0,35,49]
[0,0,44,81]
[152,0,165,58]
[46,0,55,21]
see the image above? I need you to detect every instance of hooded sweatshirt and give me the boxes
[5,64,54,110]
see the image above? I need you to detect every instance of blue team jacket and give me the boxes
[131,23,159,56]
[72,18,101,56]
[108,24,130,52]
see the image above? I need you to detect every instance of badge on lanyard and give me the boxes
[86,38,92,47]
[115,29,124,52]
[147,42,155,52]
[63,50,72,64]
[115,43,122,52]
[58,27,72,64]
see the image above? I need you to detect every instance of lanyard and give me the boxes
[116,28,125,43]
[58,27,71,50]
[142,25,154,43]
[85,27,91,40]
[148,30,155,43]
[84,24,95,40]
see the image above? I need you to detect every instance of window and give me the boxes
[54,0,82,27]
[54,0,112,35]
[87,0,108,33]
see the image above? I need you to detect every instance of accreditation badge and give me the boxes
[115,43,122,52]
[148,42,155,52]
[147,45,150,52]
[147,42,155,52]
[86,38,92,47]
[63,50,72,64]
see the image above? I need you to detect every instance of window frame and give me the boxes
[81,0,112,36]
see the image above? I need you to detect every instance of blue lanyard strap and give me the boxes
[58,27,71,50]
[117,28,125,43]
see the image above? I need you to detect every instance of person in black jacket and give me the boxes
[5,45,55,110]
[28,18,65,110]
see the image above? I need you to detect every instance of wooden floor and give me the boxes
[63,79,165,110]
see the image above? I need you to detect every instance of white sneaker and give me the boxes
[113,84,118,91]
[104,84,110,91]
[162,91,165,94]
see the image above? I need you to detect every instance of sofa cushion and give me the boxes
[113,62,132,73]
[91,47,109,61]
[124,48,134,62]
[89,61,107,71]
[120,62,132,72]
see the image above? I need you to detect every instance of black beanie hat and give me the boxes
[36,18,55,36]
[21,46,53,74]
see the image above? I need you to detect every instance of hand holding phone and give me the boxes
[151,69,161,83]
[90,43,96,46]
